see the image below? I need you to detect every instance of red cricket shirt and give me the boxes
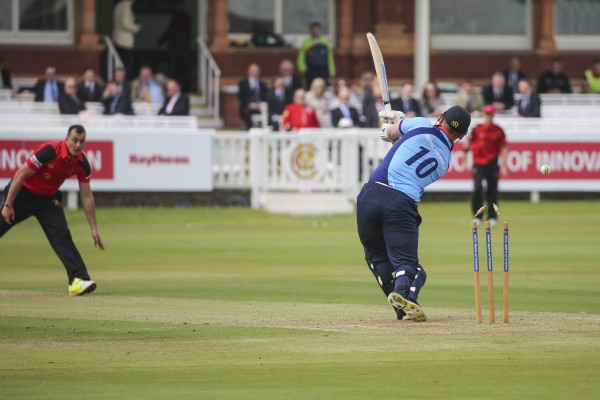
[467,123,507,166]
[282,103,320,131]
[24,141,91,195]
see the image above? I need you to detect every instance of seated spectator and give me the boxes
[238,63,267,129]
[331,86,361,128]
[537,59,572,94]
[452,80,484,115]
[33,66,64,103]
[282,89,320,131]
[482,72,514,112]
[305,77,334,127]
[516,79,541,118]
[331,78,361,111]
[391,83,421,118]
[158,79,189,116]
[76,68,104,102]
[279,59,302,105]
[420,81,444,117]
[113,66,130,90]
[131,65,166,104]
[0,55,13,89]
[504,57,527,95]
[582,59,600,94]
[266,77,287,131]
[58,78,86,115]
[102,78,134,115]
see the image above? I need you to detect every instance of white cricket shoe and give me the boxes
[387,292,427,322]
[68,278,97,297]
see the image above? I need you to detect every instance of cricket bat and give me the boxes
[366,32,392,112]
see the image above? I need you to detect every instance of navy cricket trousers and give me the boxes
[357,182,427,307]
[1,184,91,284]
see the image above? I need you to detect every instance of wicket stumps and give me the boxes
[471,220,510,324]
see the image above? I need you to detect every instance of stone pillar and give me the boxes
[337,0,353,55]
[211,0,230,50]
[414,0,430,94]
[79,0,101,48]
[536,0,557,54]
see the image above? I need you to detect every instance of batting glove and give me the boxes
[378,110,405,125]
[380,123,394,142]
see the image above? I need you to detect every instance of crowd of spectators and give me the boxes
[0,63,190,117]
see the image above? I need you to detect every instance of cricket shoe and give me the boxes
[387,292,427,322]
[68,278,97,297]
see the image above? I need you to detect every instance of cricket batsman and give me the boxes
[357,105,471,321]
[1,124,104,296]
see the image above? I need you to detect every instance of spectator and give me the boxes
[282,89,320,131]
[76,68,104,103]
[537,59,572,94]
[265,77,287,131]
[58,78,86,115]
[0,56,12,89]
[482,72,514,112]
[33,66,64,103]
[297,22,336,89]
[452,80,484,115]
[420,81,444,117]
[102,72,134,116]
[131,65,166,104]
[112,0,142,78]
[279,59,302,105]
[158,79,189,116]
[238,63,268,130]
[361,72,379,128]
[331,86,361,128]
[503,57,527,94]
[156,0,192,91]
[305,77,334,127]
[582,59,600,94]
[391,83,421,118]
[516,79,541,118]
[462,104,508,227]
[333,78,362,112]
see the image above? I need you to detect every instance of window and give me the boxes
[0,0,74,44]
[431,0,532,50]
[555,0,600,50]
[228,0,334,47]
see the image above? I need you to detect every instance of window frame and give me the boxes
[430,0,533,51]
[554,0,600,50]
[0,0,74,45]
[227,0,335,48]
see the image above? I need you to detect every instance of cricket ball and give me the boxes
[540,164,551,175]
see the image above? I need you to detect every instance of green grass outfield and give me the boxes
[1,200,599,399]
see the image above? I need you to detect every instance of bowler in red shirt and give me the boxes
[1,124,104,296]
[462,105,508,226]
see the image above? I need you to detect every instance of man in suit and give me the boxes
[503,57,527,94]
[33,66,64,103]
[59,78,86,115]
[0,56,12,89]
[131,65,166,104]
[452,80,484,115]
[516,79,541,118]
[390,83,421,118]
[102,69,134,115]
[76,68,104,103]
[331,87,361,128]
[482,72,514,112]
[238,63,267,130]
[158,79,189,116]
[266,77,287,131]
[279,59,302,105]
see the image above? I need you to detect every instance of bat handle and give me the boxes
[384,101,392,112]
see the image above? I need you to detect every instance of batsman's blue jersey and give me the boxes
[369,118,453,202]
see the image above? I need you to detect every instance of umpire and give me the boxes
[1,125,104,296]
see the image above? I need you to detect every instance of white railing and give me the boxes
[0,113,197,129]
[101,35,124,82]
[196,37,221,121]
[540,93,600,106]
